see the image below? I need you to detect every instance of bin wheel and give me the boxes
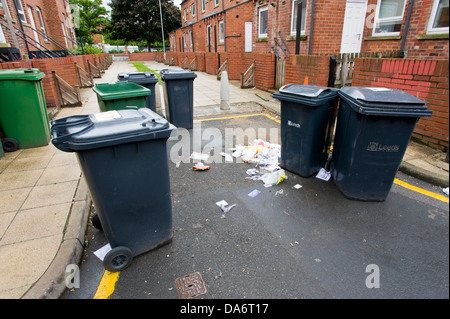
[103,246,133,272]
[92,213,103,230]
[2,138,19,152]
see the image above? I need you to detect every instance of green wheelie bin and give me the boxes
[0,68,50,151]
[92,82,151,112]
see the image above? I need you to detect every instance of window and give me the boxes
[373,0,406,35]
[0,25,6,44]
[219,21,224,43]
[184,9,187,21]
[13,0,27,23]
[290,0,307,35]
[258,7,268,38]
[190,31,193,47]
[36,7,47,39]
[192,3,195,17]
[202,0,205,12]
[215,0,219,7]
[427,0,449,34]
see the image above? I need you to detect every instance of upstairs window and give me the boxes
[219,20,224,43]
[258,7,268,38]
[427,0,449,34]
[291,0,307,35]
[13,0,27,23]
[373,0,406,36]
[202,0,205,12]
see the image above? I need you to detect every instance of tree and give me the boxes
[70,0,109,44]
[109,0,181,48]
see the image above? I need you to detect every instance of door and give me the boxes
[340,0,367,53]
[27,6,40,45]
[245,22,252,52]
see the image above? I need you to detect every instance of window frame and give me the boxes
[258,6,268,38]
[35,6,47,40]
[202,0,206,12]
[192,3,195,17]
[219,20,224,43]
[372,0,407,36]
[215,0,220,7]
[13,0,27,23]
[290,0,307,35]
[427,0,449,34]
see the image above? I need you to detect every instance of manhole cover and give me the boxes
[174,272,207,299]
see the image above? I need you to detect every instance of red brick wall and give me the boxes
[129,52,157,61]
[284,54,330,86]
[0,53,109,109]
[353,58,449,150]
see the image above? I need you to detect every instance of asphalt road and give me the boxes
[62,113,449,302]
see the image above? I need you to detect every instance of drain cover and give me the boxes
[174,272,207,299]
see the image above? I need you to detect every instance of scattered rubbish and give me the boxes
[315,168,331,181]
[236,139,287,187]
[190,152,209,162]
[294,241,299,245]
[246,168,259,176]
[216,200,237,217]
[248,189,261,198]
[283,210,290,216]
[275,189,284,196]
[192,162,210,171]
[443,187,449,196]
[220,152,233,162]
[293,184,303,189]
[314,258,321,262]
[176,161,181,168]
[94,243,112,261]
[260,169,287,187]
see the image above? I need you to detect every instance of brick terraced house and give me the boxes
[0,0,76,60]
[171,0,448,58]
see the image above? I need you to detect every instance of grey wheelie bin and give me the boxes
[117,72,158,112]
[160,69,197,129]
[273,84,339,177]
[330,87,432,202]
[51,108,176,272]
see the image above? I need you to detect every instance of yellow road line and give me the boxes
[199,113,280,123]
[93,271,120,299]
[394,178,448,203]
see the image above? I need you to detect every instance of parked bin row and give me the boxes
[273,84,432,202]
[93,69,197,129]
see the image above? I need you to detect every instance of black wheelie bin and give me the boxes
[273,84,339,177]
[51,108,176,271]
[330,86,432,201]
[160,69,197,129]
[117,72,159,112]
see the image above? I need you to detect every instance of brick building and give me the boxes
[0,0,76,59]
[171,0,449,58]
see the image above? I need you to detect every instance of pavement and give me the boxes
[0,60,448,299]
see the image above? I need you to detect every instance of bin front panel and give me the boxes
[164,79,194,129]
[280,100,334,177]
[77,139,172,256]
[331,99,418,201]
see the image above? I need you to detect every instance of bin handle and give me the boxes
[51,117,94,151]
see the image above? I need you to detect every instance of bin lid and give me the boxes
[117,72,158,84]
[338,87,432,117]
[160,68,197,80]
[51,108,175,152]
[92,82,151,100]
[0,68,45,81]
[272,84,338,107]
